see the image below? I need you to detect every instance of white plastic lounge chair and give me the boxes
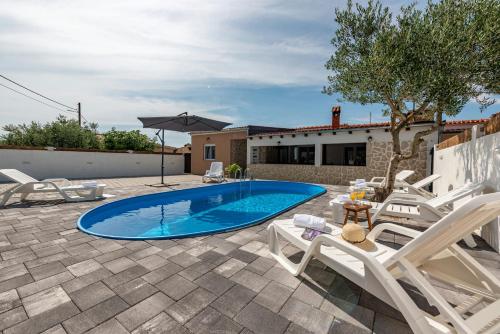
[202,162,225,183]
[268,192,500,334]
[365,169,415,188]
[397,174,441,198]
[0,169,106,206]
[369,182,484,223]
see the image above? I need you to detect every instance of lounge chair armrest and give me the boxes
[369,177,385,183]
[367,223,422,241]
[310,234,381,265]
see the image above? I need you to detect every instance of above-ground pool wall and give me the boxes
[0,148,184,181]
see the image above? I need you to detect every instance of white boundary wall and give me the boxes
[0,149,184,182]
[433,129,500,251]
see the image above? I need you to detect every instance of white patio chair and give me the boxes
[0,169,106,206]
[365,169,415,188]
[202,162,225,183]
[369,182,484,223]
[268,192,500,334]
[397,174,441,198]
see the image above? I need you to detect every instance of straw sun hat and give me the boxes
[341,223,376,252]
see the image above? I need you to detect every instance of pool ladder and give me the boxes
[241,168,252,181]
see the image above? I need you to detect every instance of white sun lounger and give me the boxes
[364,169,415,188]
[397,174,441,198]
[268,192,500,334]
[202,162,225,183]
[369,182,484,223]
[0,169,106,206]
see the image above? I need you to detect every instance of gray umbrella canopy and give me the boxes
[138,113,231,133]
[138,113,231,185]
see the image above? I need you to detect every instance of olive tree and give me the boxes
[324,0,499,197]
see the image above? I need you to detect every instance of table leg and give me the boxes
[354,211,359,225]
[343,211,349,225]
[366,209,373,230]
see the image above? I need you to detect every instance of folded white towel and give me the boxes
[293,214,325,231]
[337,194,352,203]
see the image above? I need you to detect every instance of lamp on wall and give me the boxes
[206,137,210,141]
[277,141,281,146]
[367,136,373,142]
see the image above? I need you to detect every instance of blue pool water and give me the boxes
[77,181,326,240]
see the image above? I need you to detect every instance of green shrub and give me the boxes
[103,128,156,151]
[1,115,101,149]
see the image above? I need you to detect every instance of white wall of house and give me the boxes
[247,124,438,170]
[0,149,184,182]
[433,129,500,252]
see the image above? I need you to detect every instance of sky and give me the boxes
[0,0,497,147]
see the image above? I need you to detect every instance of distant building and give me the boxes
[190,126,290,175]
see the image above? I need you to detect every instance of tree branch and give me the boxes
[400,125,437,160]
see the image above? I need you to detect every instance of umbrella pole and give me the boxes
[161,129,165,184]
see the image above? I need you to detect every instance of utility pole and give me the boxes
[77,102,82,127]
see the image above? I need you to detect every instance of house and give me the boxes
[190,126,290,175]
[246,106,440,185]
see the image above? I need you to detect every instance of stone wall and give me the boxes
[230,139,247,169]
[249,140,429,185]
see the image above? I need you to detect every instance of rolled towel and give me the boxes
[337,194,352,203]
[293,214,325,231]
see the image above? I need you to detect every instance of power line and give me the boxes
[0,74,77,111]
[0,82,76,115]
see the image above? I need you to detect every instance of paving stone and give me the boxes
[22,286,71,317]
[131,312,190,334]
[157,245,185,259]
[62,312,95,334]
[186,306,242,334]
[0,264,28,283]
[0,306,27,331]
[113,278,158,305]
[0,273,33,293]
[129,246,162,261]
[246,257,276,275]
[197,250,231,265]
[326,274,361,304]
[210,284,256,318]
[156,274,198,301]
[0,289,21,313]
[291,281,325,308]
[254,281,294,313]
[194,272,234,296]
[116,292,174,331]
[89,239,123,253]
[178,261,217,281]
[19,271,74,297]
[67,259,102,277]
[69,281,115,310]
[213,258,247,278]
[28,261,67,280]
[136,255,168,271]
[186,243,214,257]
[94,248,132,264]
[357,290,404,322]
[166,288,216,324]
[1,247,35,261]
[230,269,270,293]
[85,318,129,334]
[234,302,290,334]
[83,295,129,325]
[279,297,334,334]
[168,253,201,268]
[103,257,136,274]
[264,267,301,289]
[285,323,314,334]
[42,324,68,334]
[61,268,112,294]
[372,313,412,334]
[322,296,374,333]
[103,265,150,288]
[141,262,183,284]
[227,249,259,263]
[4,301,79,334]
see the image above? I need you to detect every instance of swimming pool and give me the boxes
[77,181,326,240]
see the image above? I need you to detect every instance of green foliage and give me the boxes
[103,128,156,151]
[225,163,242,177]
[1,115,101,149]
[324,0,499,118]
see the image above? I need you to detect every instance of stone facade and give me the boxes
[230,139,247,169]
[249,140,429,185]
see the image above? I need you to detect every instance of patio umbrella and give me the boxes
[138,112,231,186]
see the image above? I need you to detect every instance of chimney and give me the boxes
[331,106,341,129]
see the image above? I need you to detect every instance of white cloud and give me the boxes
[0,0,339,145]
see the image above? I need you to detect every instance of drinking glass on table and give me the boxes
[350,191,357,203]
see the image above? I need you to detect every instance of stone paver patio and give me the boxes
[0,175,498,334]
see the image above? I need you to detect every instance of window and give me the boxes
[261,145,315,165]
[204,144,216,160]
[322,143,366,166]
